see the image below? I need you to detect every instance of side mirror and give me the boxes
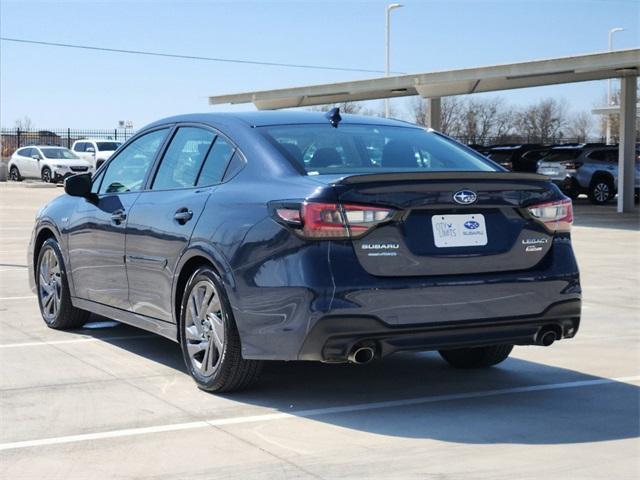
[31,154,41,161]
[86,147,96,154]
[64,173,95,200]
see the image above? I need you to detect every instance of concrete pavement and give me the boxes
[1,183,638,479]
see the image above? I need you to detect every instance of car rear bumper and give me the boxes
[298,299,581,362]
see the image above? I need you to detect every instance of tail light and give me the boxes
[274,201,394,239]
[560,161,583,171]
[527,198,573,232]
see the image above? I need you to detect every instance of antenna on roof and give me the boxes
[325,107,341,128]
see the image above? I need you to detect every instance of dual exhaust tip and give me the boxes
[536,326,560,347]
[348,344,376,364]
[348,326,560,363]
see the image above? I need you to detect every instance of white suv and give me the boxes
[72,139,122,169]
[8,146,92,183]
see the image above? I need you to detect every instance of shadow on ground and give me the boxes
[572,197,639,231]
[70,318,640,446]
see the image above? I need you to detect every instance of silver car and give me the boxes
[537,146,640,204]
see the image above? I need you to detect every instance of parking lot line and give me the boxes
[0,295,36,301]
[0,335,155,349]
[1,375,637,452]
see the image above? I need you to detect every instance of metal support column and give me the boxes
[428,97,442,131]
[617,75,637,213]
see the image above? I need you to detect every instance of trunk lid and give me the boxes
[330,172,558,277]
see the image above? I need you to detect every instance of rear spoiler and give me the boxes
[336,171,548,185]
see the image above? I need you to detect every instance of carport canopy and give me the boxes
[209,49,640,212]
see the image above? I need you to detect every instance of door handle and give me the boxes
[174,208,193,224]
[110,209,127,224]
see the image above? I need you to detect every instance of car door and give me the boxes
[125,126,235,322]
[66,128,170,309]
[606,149,619,186]
[28,147,44,177]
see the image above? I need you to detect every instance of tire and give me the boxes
[9,166,22,182]
[179,267,263,392]
[41,167,53,184]
[588,177,614,205]
[439,344,513,369]
[36,238,90,329]
[565,190,580,200]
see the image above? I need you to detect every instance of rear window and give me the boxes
[260,124,499,174]
[543,150,582,162]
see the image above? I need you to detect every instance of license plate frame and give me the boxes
[431,213,488,248]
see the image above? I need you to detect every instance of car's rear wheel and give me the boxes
[588,177,614,205]
[9,166,21,182]
[179,267,262,392]
[439,344,513,368]
[37,238,90,329]
[41,167,53,184]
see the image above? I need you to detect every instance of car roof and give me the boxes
[20,145,67,149]
[145,111,420,129]
[74,138,121,142]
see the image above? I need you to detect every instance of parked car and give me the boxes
[9,146,92,183]
[72,139,122,169]
[28,111,581,392]
[537,146,640,204]
[486,144,543,172]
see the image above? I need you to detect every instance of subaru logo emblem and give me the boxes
[464,220,480,230]
[453,190,477,205]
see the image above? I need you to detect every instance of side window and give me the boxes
[73,143,84,152]
[152,127,215,190]
[588,150,606,161]
[196,136,234,186]
[222,152,245,181]
[99,128,168,194]
[607,150,619,163]
[91,169,104,194]
[19,148,32,157]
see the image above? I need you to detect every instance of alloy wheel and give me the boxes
[42,169,51,183]
[184,280,225,376]
[9,168,19,181]
[594,182,610,203]
[38,248,62,322]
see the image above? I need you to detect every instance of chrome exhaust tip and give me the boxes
[348,346,375,364]
[536,327,558,347]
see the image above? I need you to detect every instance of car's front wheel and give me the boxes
[41,167,53,184]
[180,267,263,392]
[439,344,513,368]
[37,238,90,329]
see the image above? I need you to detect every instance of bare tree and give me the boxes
[412,97,464,136]
[14,116,34,130]
[567,111,593,142]
[308,102,365,114]
[515,98,568,143]
[596,88,640,143]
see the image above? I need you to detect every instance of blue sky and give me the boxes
[1,0,638,129]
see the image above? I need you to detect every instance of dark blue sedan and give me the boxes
[28,111,581,392]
